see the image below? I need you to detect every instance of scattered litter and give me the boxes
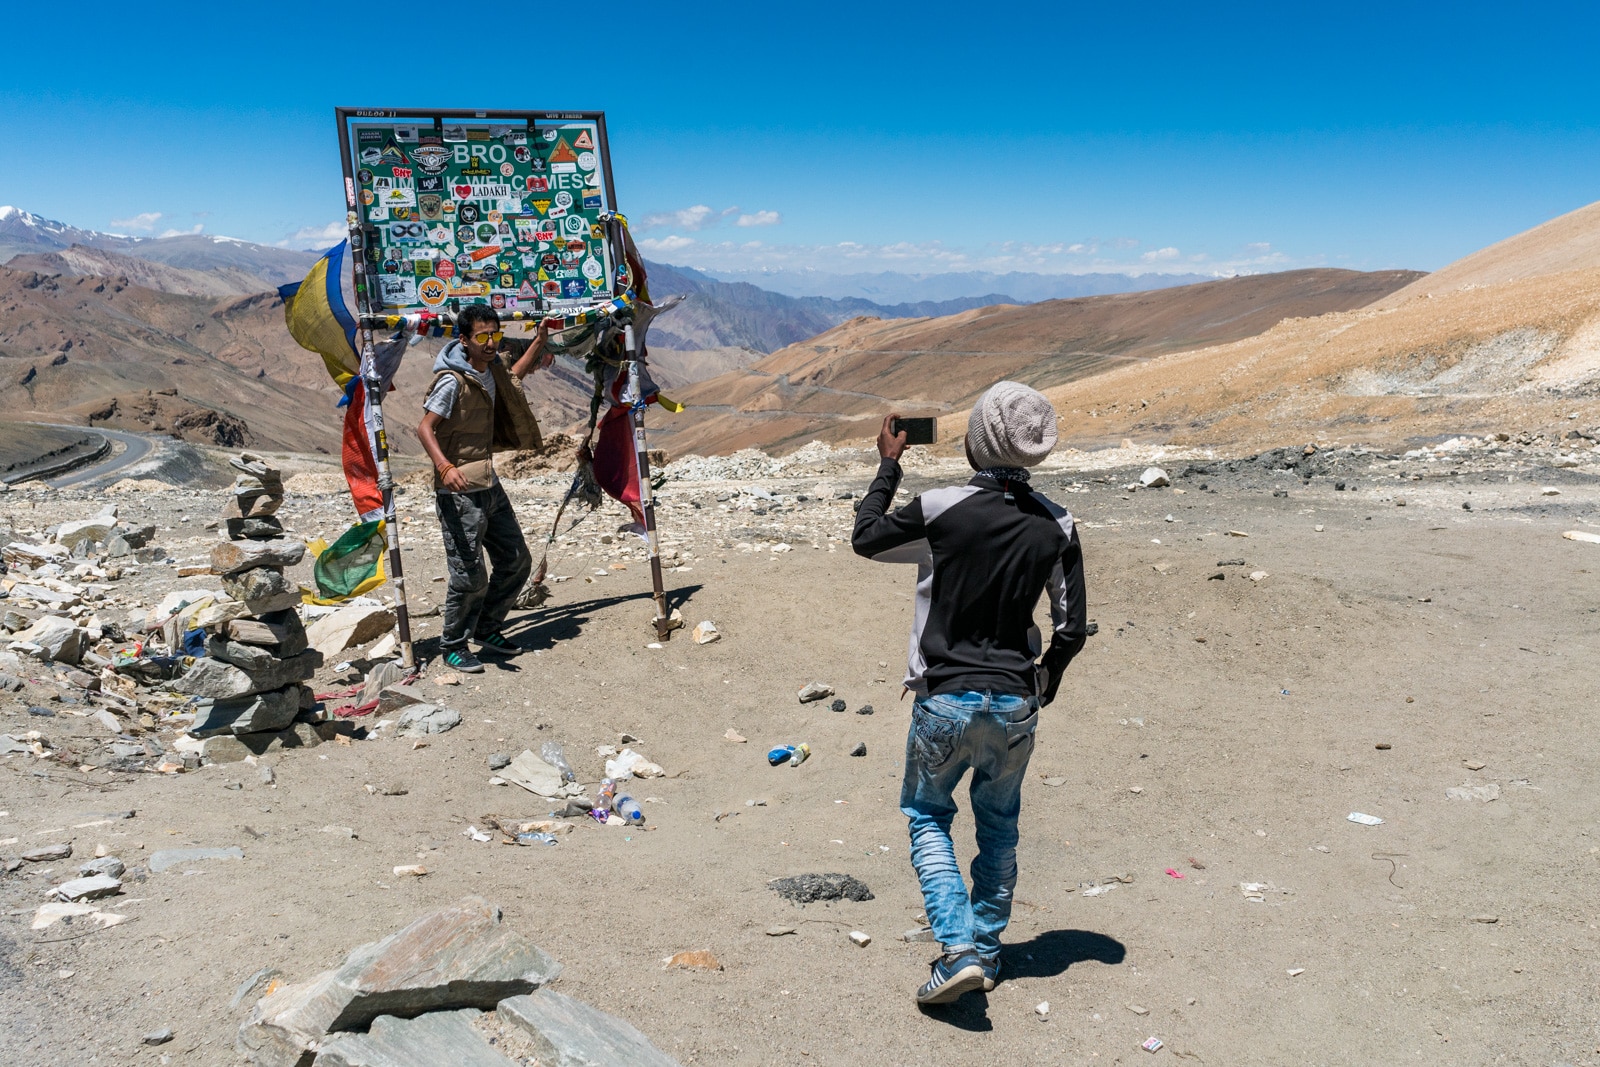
[605,748,665,780]
[692,621,721,644]
[1128,1003,1149,1015]
[392,864,427,877]
[848,930,872,947]
[1040,776,1067,787]
[1248,570,1269,582]
[1469,914,1500,924]
[1225,530,1250,538]
[1142,1036,1164,1053]
[1035,1001,1050,1017]
[1287,967,1305,977]
[1165,868,1185,880]
[1446,783,1501,802]
[767,743,810,767]
[723,729,746,743]
[463,826,492,843]
[142,1029,174,1046]
[1347,812,1384,826]
[1562,530,1600,544]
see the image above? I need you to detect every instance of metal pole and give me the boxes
[623,324,677,639]
[344,206,415,671]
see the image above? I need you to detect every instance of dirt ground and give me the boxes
[2,436,1599,1066]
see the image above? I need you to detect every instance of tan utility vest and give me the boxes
[430,357,542,493]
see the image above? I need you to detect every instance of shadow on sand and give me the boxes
[408,584,705,671]
[918,928,1127,1031]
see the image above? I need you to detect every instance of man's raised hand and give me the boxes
[878,413,908,462]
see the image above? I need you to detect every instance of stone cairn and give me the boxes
[172,454,322,753]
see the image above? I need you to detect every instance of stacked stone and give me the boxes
[174,455,322,743]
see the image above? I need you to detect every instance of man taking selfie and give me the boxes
[417,305,550,673]
[852,382,1088,1005]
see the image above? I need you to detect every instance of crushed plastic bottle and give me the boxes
[540,741,577,783]
[767,744,811,767]
[514,831,559,846]
[591,778,616,818]
[614,795,644,825]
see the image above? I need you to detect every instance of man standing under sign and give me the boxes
[417,304,551,673]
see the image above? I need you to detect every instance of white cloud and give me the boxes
[634,231,1319,279]
[111,212,163,232]
[639,205,744,232]
[735,210,781,228]
[282,222,347,250]
[158,224,204,238]
[639,235,697,253]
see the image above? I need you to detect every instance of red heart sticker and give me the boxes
[454,184,473,199]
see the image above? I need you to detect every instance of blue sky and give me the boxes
[3,1,1598,278]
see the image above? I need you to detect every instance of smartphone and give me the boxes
[891,417,937,446]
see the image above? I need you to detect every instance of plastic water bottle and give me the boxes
[595,778,616,813]
[540,742,576,783]
[614,795,644,825]
[515,831,558,846]
[789,743,811,767]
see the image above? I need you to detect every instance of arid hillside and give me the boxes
[647,268,1420,456]
[1377,199,1600,306]
[1040,201,1600,449]
[0,265,741,456]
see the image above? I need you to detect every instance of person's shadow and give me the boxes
[918,929,1127,1030]
[408,583,704,671]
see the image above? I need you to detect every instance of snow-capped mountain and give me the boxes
[0,207,317,288]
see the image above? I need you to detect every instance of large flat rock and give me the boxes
[238,897,561,1067]
[190,686,301,737]
[306,605,396,657]
[499,989,682,1067]
[212,540,306,576]
[312,1010,517,1067]
[173,650,321,700]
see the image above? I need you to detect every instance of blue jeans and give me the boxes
[900,690,1039,958]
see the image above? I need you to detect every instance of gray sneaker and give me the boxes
[442,648,484,674]
[916,952,985,1004]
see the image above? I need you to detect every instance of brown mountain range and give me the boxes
[647,268,1422,456]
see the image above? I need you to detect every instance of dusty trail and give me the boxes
[1,438,1598,1065]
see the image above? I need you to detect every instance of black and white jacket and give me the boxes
[851,458,1087,704]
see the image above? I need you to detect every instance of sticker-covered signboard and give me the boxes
[336,109,617,316]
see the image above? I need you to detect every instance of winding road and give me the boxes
[28,424,159,488]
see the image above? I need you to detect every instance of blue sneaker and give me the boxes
[915,952,985,1004]
[979,954,1001,991]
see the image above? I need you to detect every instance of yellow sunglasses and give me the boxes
[469,329,504,345]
